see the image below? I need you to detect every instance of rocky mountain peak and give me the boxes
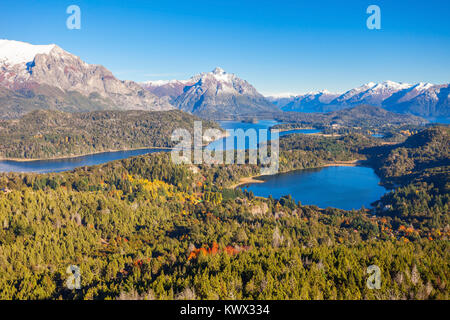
[141,68,278,119]
[0,39,173,118]
[212,67,225,75]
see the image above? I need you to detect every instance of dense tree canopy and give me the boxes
[0,126,448,300]
[0,110,221,159]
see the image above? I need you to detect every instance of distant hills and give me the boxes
[268,81,449,117]
[0,40,172,119]
[367,125,450,186]
[273,105,427,130]
[324,104,427,127]
[142,67,279,119]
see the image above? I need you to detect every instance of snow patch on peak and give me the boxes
[207,67,233,83]
[413,82,434,91]
[0,39,56,66]
[144,68,238,87]
[142,79,189,86]
[265,92,297,98]
[212,67,225,75]
[362,82,377,89]
[375,80,412,90]
[304,89,339,96]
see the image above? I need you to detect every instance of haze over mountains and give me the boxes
[267,81,449,117]
[0,40,172,119]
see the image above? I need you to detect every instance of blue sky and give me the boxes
[1,0,449,94]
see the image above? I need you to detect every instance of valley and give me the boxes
[0,124,448,299]
[0,39,448,301]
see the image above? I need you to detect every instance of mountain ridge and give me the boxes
[267,81,449,117]
[141,67,279,119]
[0,39,173,119]
[1,40,447,119]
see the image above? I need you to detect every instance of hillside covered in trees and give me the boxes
[0,110,221,160]
[0,105,430,161]
[366,127,449,231]
[0,126,448,300]
[272,105,427,133]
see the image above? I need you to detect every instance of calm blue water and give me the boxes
[425,116,450,124]
[241,166,387,210]
[0,120,320,173]
[206,120,320,151]
[0,148,169,173]
[0,120,318,173]
[0,120,387,210]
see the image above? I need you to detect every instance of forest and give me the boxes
[272,105,427,131]
[0,109,221,159]
[0,125,448,300]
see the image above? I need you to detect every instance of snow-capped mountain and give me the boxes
[267,90,340,113]
[0,40,56,66]
[382,83,449,116]
[269,81,449,117]
[142,67,279,119]
[331,82,376,105]
[383,82,438,105]
[338,81,412,106]
[0,39,172,118]
[265,93,297,109]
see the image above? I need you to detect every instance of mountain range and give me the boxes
[141,67,278,119]
[0,40,448,120]
[0,40,172,119]
[267,81,449,117]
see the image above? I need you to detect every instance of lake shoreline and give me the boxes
[229,160,363,189]
[0,131,230,163]
[232,161,389,210]
[0,146,174,163]
[274,127,317,132]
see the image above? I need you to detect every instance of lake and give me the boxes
[0,148,169,173]
[206,120,321,151]
[240,166,388,210]
[425,116,450,125]
[0,120,319,173]
[0,120,387,210]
